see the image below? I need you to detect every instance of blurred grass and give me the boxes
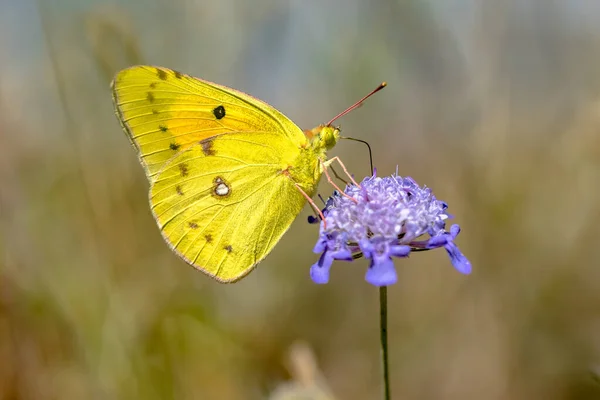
[1,0,600,399]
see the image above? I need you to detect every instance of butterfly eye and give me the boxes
[318,126,339,149]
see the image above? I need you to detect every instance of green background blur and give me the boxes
[2,1,600,399]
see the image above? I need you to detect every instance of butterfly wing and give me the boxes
[151,131,307,282]
[112,65,317,281]
[112,65,307,178]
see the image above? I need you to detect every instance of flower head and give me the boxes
[310,171,471,286]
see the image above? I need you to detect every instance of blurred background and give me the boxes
[2,0,600,399]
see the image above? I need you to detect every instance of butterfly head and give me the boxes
[305,124,341,152]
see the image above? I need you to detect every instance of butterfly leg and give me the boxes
[329,166,349,186]
[322,167,355,202]
[323,157,360,203]
[323,156,361,188]
[293,182,328,228]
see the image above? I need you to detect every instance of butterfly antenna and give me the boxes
[326,82,387,127]
[340,137,374,175]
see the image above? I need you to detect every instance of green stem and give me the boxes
[380,286,390,400]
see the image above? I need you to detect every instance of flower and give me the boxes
[309,171,471,286]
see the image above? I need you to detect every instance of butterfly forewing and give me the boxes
[111,65,306,178]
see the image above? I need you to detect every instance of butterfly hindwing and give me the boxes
[151,131,307,282]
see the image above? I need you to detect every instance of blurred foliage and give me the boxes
[1,0,600,399]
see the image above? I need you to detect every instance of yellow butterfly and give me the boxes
[112,65,384,282]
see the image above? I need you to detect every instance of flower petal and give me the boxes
[445,242,472,274]
[450,224,461,239]
[390,245,411,257]
[365,257,398,286]
[358,238,374,259]
[310,253,333,284]
[427,235,447,248]
[331,248,354,262]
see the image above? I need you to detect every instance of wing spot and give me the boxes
[201,139,215,156]
[174,70,183,79]
[169,142,180,151]
[159,125,168,132]
[175,185,184,196]
[179,163,189,177]
[205,234,213,243]
[156,68,168,80]
[188,222,199,229]
[213,105,226,120]
[149,82,157,89]
[152,109,159,114]
[147,92,155,102]
[212,176,231,198]
[224,245,233,253]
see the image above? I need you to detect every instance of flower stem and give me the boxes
[380,286,390,400]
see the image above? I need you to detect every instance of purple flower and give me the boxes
[309,171,471,286]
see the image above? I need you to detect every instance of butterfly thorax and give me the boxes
[286,125,340,197]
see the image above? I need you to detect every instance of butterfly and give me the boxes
[111,65,384,282]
